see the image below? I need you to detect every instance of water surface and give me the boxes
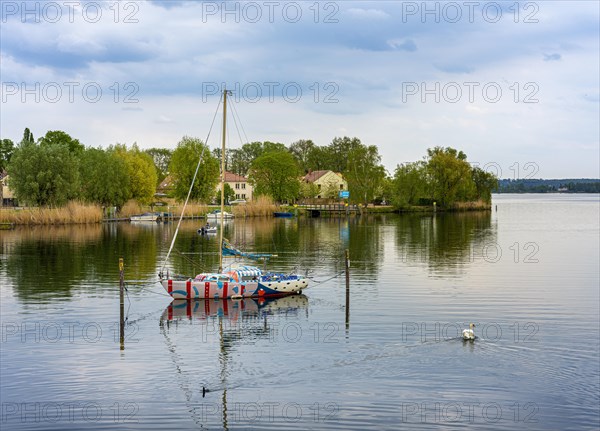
[1,194,599,430]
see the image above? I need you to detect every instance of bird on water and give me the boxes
[462,323,476,340]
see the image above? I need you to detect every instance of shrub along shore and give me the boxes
[0,198,490,226]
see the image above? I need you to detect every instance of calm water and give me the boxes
[1,194,599,430]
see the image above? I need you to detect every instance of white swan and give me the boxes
[462,323,476,340]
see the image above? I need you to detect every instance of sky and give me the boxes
[1,0,599,178]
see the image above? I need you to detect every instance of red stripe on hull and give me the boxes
[186,280,192,299]
[168,280,173,295]
[223,282,228,299]
[204,282,210,299]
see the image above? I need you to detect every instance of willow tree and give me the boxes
[80,148,130,207]
[8,139,80,206]
[426,147,473,207]
[110,144,158,204]
[169,137,220,202]
[344,144,387,205]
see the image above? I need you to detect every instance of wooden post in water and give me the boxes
[345,249,350,330]
[119,258,125,351]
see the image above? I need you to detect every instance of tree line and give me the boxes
[497,178,600,193]
[2,129,156,207]
[1,128,498,209]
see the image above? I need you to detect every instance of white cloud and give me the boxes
[0,1,598,177]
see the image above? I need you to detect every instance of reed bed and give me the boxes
[450,200,491,211]
[0,202,102,225]
[119,200,143,218]
[231,196,277,218]
[170,202,209,217]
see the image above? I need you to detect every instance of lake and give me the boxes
[1,194,599,430]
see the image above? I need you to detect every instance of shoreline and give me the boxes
[0,202,494,226]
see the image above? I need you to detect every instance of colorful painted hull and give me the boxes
[161,265,309,300]
[161,277,308,300]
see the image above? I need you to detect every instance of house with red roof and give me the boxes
[302,170,347,199]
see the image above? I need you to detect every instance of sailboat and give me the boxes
[159,89,309,300]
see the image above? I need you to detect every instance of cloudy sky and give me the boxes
[1,1,598,178]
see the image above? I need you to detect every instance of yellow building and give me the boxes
[219,171,253,201]
[302,170,347,199]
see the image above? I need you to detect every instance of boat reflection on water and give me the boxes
[160,294,309,324]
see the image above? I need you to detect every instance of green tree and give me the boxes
[249,150,300,203]
[145,148,173,184]
[22,128,34,145]
[0,138,15,172]
[392,161,428,206]
[229,141,287,176]
[344,144,387,205]
[7,140,80,206]
[426,147,473,207]
[80,148,130,206]
[299,180,319,200]
[110,144,157,204]
[305,145,328,171]
[169,137,219,202]
[215,183,235,204]
[38,130,84,154]
[326,136,362,173]
[471,167,498,202]
[289,139,316,173]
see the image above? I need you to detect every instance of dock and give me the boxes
[299,204,360,217]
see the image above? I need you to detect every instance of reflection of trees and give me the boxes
[394,211,496,274]
[3,223,160,303]
[164,216,384,279]
[2,211,496,305]
[287,216,383,279]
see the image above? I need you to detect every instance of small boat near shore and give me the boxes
[206,210,234,220]
[130,212,161,222]
[273,211,294,218]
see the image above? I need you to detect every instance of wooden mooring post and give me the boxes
[119,258,125,351]
[345,249,350,331]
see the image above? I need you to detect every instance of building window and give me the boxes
[235,183,240,189]
[236,194,240,199]
[242,183,246,189]
[318,184,321,190]
[242,193,246,199]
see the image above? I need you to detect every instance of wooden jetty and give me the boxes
[299,204,360,217]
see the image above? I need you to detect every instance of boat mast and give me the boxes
[218,88,228,272]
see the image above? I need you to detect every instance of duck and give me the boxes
[462,323,476,340]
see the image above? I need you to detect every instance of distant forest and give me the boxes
[496,179,600,193]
